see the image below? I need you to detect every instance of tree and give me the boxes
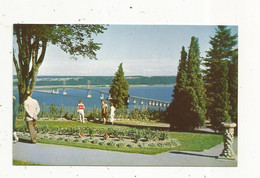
[203,26,238,130]
[167,37,206,131]
[109,63,129,109]
[228,49,238,125]
[167,46,189,130]
[210,60,231,130]
[185,36,207,129]
[13,24,107,106]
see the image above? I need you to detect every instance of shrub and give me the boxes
[99,140,108,145]
[49,135,56,140]
[148,143,156,147]
[107,128,115,136]
[165,142,172,147]
[117,142,126,147]
[159,131,169,140]
[74,138,80,142]
[49,104,59,118]
[109,140,116,146]
[127,128,137,139]
[97,128,106,136]
[58,136,64,141]
[157,142,165,147]
[127,143,136,148]
[92,139,100,144]
[139,142,146,148]
[170,139,181,146]
[144,133,152,141]
[35,126,42,133]
[86,107,100,121]
[88,128,95,138]
[82,138,91,143]
[134,134,141,143]
[65,137,72,142]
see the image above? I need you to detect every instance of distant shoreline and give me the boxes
[13,84,175,92]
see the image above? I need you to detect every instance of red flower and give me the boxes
[79,132,84,137]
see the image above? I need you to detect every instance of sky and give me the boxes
[13,25,238,76]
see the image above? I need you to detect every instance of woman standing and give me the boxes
[77,99,86,123]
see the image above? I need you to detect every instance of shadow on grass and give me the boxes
[169,151,218,159]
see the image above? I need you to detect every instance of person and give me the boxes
[24,90,40,143]
[101,100,108,124]
[13,96,19,142]
[109,102,116,125]
[77,99,86,123]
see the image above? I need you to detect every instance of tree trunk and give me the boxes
[13,27,47,114]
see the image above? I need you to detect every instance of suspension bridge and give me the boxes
[35,87,171,108]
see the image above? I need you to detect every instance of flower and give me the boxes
[79,132,84,137]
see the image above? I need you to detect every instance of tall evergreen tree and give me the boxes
[185,36,207,129]
[228,49,238,125]
[167,46,188,130]
[203,26,238,130]
[109,63,129,109]
[210,60,231,130]
[167,37,206,131]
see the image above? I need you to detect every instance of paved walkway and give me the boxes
[13,138,237,166]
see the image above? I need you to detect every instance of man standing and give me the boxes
[24,90,40,143]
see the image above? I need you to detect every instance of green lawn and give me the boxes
[16,120,130,129]
[13,159,41,165]
[170,132,223,151]
[114,120,170,128]
[15,120,223,154]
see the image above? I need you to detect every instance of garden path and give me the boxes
[13,138,237,166]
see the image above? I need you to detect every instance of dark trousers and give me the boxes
[26,120,37,142]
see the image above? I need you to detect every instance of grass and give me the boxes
[115,120,170,128]
[15,120,223,154]
[13,159,41,165]
[170,132,223,151]
[22,120,130,129]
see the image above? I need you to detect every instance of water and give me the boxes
[13,86,174,110]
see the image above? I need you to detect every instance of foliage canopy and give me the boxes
[203,26,238,131]
[13,24,107,105]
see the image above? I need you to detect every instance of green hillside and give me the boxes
[13,76,176,87]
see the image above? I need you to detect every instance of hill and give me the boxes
[13,76,176,87]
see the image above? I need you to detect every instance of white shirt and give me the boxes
[110,106,116,116]
[24,96,40,121]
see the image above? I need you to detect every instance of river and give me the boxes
[13,86,174,110]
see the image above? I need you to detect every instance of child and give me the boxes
[77,99,86,123]
[110,102,116,125]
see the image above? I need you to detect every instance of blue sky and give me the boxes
[19,25,238,76]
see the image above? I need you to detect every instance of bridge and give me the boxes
[35,87,171,108]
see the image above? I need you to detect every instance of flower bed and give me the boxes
[16,125,181,148]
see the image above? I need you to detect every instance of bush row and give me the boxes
[17,132,180,148]
[15,104,167,122]
[15,125,172,142]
